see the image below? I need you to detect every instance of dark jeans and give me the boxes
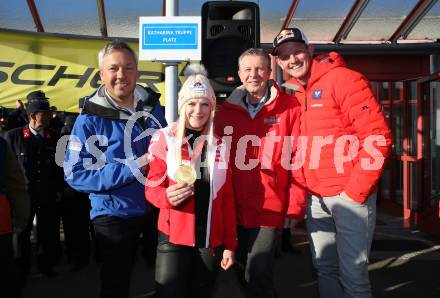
[62,192,91,266]
[141,207,159,267]
[93,215,146,298]
[35,203,62,272]
[0,234,21,298]
[155,232,221,298]
[235,226,278,298]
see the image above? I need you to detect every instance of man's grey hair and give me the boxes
[98,40,138,69]
[238,48,271,70]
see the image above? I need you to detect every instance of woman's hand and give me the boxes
[166,183,194,206]
[220,249,235,270]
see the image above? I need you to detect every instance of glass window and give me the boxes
[406,80,418,99]
[288,0,354,42]
[345,0,417,42]
[405,102,418,156]
[379,165,391,198]
[32,0,101,36]
[392,82,404,156]
[392,99,403,155]
[379,82,389,101]
[382,103,391,120]
[379,159,403,205]
[393,160,404,205]
[410,161,418,210]
[392,82,403,100]
[180,0,259,15]
[0,2,35,31]
[430,81,440,197]
[180,0,207,15]
[405,81,418,156]
[105,0,163,38]
[407,1,440,41]
[258,0,292,43]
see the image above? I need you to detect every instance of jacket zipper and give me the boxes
[304,93,308,112]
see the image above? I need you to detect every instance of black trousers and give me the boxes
[155,232,221,298]
[35,203,62,272]
[16,203,61,280]
[141,207,159,267]
[93,215,146,298]
[235,226,278,298]
[0,233,21,298]
[62,192,91,265]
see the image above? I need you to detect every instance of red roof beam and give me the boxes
[281,0,301,29]
[388,0,438,43]
[26,0,44,32]
[96,0,108,37]
[332,0,370,44]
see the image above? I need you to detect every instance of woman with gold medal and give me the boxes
[145,64,236,298]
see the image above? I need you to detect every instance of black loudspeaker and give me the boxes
[202,1,260,97]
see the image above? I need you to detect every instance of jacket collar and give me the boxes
[83,85,150,120]
[286,51,346,91]
[223,80,280,113]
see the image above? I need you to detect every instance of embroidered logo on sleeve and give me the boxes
[68,141,82,152]
[264,116,281,125]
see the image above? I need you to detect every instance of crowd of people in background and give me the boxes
[0,88,165,297]
[1,26,391,298]
[0,91,94,294]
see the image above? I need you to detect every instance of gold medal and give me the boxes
[174,164,197,185]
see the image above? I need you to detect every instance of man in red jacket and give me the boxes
[215,48,307,298]
[272,28,392,298]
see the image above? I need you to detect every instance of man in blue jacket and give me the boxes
[63,41,166,298]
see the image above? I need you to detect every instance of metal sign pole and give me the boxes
[165,0,179,123]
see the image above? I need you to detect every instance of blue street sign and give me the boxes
[142,23,198,50]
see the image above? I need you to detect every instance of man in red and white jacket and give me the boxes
[273,27,392,298]
[215,48,307,298]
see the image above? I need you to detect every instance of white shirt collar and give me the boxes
[29,126,44,137]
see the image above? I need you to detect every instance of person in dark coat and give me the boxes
[48,106,64,133]
[60,113,91,271]
[4,90,63,281]
[0,136,30,298]
[0,106,9,134]
[7,100,28,130]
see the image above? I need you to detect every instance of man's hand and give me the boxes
[137,153,150,168]
[16,99,24,109]
[289,218,297,234]
[340,191,352,201]
[166,183,194,206]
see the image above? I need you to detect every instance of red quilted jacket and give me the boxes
[285,52,392,203]
[145,125,237,250]
[215,81,307,228]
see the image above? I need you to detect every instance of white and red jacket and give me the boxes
[145,124,237,251]
[215,81,307,228]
